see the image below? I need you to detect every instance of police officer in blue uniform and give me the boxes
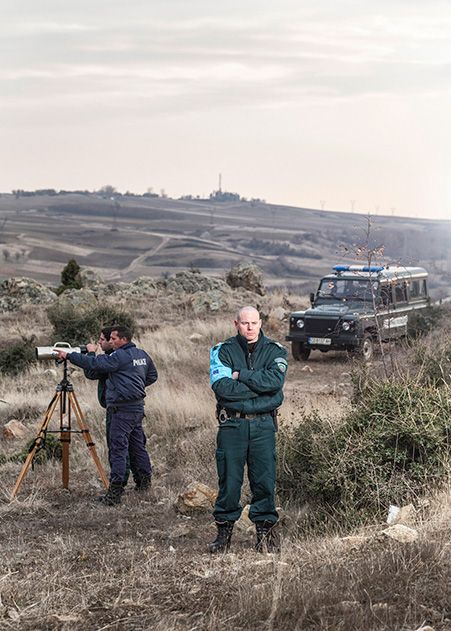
[56,325,158,505]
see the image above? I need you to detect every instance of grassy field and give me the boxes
[0,301,449,630]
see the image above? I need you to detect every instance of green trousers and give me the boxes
[213,415,278,524]
[106,407,130,486]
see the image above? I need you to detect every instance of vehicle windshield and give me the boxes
[317,278,378,302]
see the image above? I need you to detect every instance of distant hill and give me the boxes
[0,192,449,299]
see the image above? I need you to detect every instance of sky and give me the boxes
[1,0,451,221]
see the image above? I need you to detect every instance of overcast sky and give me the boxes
[2,0,451,220]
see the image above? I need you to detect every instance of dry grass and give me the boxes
[0,305,449,630]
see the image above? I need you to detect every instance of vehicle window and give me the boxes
[407,278,428,301]
[394,281,408,303]
[380,284,393,306]
[409,280,420,299]
[318,279,376,301]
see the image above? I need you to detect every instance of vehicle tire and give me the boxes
[292,341,311,361]
[360,333,374,362]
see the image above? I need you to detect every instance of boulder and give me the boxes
[125,276,161,297]
[165,271,228,294]
[191,289,227,314]
[381,524,419,543]
[79,268,104,289]
[226,262,265,295]
[56,288,98,310]
[3,419,27,439]
[175,482,217,514]
[0,277,57,312]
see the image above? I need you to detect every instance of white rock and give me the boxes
[381,524,418,543]
[3,419,27,439]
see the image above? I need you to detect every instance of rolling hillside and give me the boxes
[0,193,449,298]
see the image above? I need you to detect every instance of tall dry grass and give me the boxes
[0,304,449,630]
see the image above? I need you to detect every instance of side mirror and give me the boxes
[309,292,315,306]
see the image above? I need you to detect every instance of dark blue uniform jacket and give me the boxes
[68,342,158,410]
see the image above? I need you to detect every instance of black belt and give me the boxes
[218,408,277,421]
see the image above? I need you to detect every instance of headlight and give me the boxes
[342,321,351,331]
[296,319,305,329]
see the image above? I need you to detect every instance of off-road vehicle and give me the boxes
[286,265,430,361]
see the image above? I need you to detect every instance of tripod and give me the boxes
[11,360,109,499]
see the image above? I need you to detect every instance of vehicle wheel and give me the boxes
[292,341,311,361]
[360,333,374,362]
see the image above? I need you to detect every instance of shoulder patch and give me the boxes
[274,357,288,373]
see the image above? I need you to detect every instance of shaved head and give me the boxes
[234,306,262,343]
[236,306,260,322]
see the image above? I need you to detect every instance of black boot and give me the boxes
[135,474,152,492]
[208,521,234,554]
[97,483,124,506]
[255,521,280,553]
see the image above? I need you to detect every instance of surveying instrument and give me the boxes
[11,352,109,499]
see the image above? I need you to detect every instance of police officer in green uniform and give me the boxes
[209,306,288,553]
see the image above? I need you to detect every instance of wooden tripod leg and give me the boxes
[69,391,109,489]
[61,393,70,489]
[10,392,61,500]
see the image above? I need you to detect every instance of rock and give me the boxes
[387,503,416,526]
[0,277,57,312]
[175,482,217,514]
[236,504,254,532]
[3,419,27,439]
[166,271,228,294]
[191,289,227,314]
[301,365,313,373]
[79,268,104,289]
[226,262,265,295]
[56,288,98,310]
[188,333,204,342]
[415,626,435,631]
[381,524,419,543]
[125,276,160,297]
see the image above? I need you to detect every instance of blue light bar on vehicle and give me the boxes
[333,265,385,273]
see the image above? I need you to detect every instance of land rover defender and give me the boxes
[286,265,430,361]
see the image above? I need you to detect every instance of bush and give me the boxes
[11,434,62,464]
[56,259,83,295]
[407,305,447,338]
[0,337,37,375]
[46,303,137,346]
[278,377,450,529]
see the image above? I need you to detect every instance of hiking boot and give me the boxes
[255,520,280,553]
[97,483,124,506]
[134,475,152,492]
[208,521,234,554]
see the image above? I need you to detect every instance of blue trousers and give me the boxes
[213,415,278,524]
[106,407,130,485]
[108,408,152,486]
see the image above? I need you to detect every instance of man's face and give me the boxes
[235,308,262,343]
[110,331,128,350]
[98,332,114,352]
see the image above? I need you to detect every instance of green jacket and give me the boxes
[210,332,288,415]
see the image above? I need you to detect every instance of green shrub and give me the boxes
[0,337,37,375]
[11,434,62,464]
[46,303,137,346]
[56,259,83,295]
[278,377,450,529]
